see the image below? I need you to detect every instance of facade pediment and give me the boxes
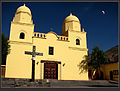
[46,32,58,40]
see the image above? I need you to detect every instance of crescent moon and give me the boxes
[102,11,105,14]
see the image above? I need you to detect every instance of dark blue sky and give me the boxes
[2,2,118,53]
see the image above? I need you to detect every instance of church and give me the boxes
[5,4,88,80]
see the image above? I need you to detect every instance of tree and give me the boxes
[2,33,10,65]
[78,46,109,79]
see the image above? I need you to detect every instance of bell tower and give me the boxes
[9,4,34,43]
[62,13,81,36]
[62,13,87,49]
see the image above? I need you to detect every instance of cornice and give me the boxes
[15,11,32,17]
[57,39,70,42]
[64,20,80,24]
[69,30,87,34]
[32,36,46,39]
[69,47,88,51]
[11,21,34,26]
[9,40,33,45]
[32,36,70,42]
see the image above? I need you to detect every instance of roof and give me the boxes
[64,13,80,23]
[16,4,31,15]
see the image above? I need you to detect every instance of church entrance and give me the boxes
[41,60,61,79]
[44,63,58,79]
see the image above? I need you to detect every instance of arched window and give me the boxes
[19,32,25,39]
[76,39,80,45]
[40,34,42,37]
[37,34,39,37]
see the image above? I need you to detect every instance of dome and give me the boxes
[16,4,31,15]
[64,13,80,23]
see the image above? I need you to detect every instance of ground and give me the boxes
[1,78,119,88]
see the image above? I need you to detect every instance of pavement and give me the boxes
[1,78,119,88]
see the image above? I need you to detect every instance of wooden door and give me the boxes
[44,63,58,79]
[110,71,113,80]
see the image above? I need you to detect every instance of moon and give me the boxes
[102,10,105,14]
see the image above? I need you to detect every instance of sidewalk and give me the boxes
[108,80,119,84]
[1,78,119,88]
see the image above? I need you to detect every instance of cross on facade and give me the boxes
[25,46,43,81]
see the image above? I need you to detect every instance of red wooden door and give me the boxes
[44,63,58,79]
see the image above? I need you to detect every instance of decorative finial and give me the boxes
[82,28,85,32]
[70,13,72,16]
[23,3,26,6]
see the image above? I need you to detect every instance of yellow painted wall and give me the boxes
[5,42,33,79]
[5,4,88,80]
[100,62,119,81]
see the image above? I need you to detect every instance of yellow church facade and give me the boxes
[5,4,88,80]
